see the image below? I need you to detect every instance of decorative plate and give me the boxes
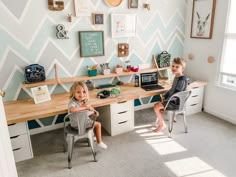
[104,0,122,7]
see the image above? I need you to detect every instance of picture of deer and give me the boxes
[196,12,210,36]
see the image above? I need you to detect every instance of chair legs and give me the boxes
[64,132,68,152]
[168,112,175,138]
[88,131,97,162]
[183,112,188,133]
[67,134,74,169]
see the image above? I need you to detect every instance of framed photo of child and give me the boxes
[31,85,51,104]
[190,0,216,39]
[92,13,104,25]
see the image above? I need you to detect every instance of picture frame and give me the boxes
[31,85,51,104]
[74,0,90,16]
[190,0,216,39]
[128,0,138,8]
[111,13,137,38]
[92,13,104,25]
[79,31,104,57]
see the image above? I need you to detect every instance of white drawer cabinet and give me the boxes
[97,100,134,136]
[8,122,33,162]
[186,86,204,115]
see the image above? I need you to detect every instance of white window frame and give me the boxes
[218,0,236,90]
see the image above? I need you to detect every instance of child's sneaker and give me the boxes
[97,142,107,149]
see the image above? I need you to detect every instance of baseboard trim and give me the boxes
[29,123,64,135]
[204,106,236,125]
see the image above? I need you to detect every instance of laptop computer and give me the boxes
[140,72,164,91]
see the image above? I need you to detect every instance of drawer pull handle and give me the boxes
[11,135,20,139]
[118,121,128,124]
[191,104,197,106]
[9,123,16,126]
[192,95,198,97]
[118,101,127,104]
[13,147,21,151]
[192,87,199,89]
[118,111,127,114]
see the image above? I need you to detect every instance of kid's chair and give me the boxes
[164,90,192,137]
[63,111,97,169]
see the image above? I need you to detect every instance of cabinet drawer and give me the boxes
[111,119,134,136]
[13,144,33,163]
[187,94,203,106]
[190,86,204,96]
[111,101,133,115]
[186,102,202,115]
[8,122,27,137]
[11,134,29,150]
[111,110,134,125]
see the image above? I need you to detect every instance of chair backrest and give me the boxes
[165,90,192,111]
[64,111,92,136]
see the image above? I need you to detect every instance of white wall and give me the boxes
[184,0,236,124]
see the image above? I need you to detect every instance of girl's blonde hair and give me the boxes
[69,81,89,101]
[173,57,186,68]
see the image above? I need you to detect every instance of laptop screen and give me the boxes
[140,72,158,87]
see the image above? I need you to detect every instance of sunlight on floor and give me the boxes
[135,125,187,155]
[134,125,227,177]
[165,157,226,177]
[146,138,187,155]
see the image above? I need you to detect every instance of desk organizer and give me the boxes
[88,69,97,77]
[102,68,110,75]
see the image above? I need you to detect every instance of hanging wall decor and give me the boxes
[111,14,137,38]
[74,0,90,16]
[48,0,64,11]
[190,0,216,39]
[104,0,122,7]
[92,13,104,25]
[56,24,69,39]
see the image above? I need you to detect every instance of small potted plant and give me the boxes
[87,65,98,77]
[115,64,123,74]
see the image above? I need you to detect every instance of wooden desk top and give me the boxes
[4,80,207,124]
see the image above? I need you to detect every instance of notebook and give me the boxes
[140,72,164,91]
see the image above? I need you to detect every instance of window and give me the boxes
[219,0,236,89]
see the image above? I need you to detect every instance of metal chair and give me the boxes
[63,111,97,169]
[163,90,192,137]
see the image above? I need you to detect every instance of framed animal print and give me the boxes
[190,0,216,39]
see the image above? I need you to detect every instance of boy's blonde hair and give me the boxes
[69,81,89,101]
[172,57,186,68]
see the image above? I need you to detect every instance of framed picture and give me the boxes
[190,0,216,39]
[79,31,104,57]
[92,13,104,25]
[111,14,137,38]
[74,0,90,16]
[31,85,51,104]
[128,0,138,8]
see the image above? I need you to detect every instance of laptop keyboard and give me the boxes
[141,85,164,91]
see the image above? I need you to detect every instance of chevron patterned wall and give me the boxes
[0,0,186,133]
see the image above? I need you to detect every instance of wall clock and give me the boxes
[104,0,122,7]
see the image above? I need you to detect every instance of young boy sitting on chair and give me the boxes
[153,57,188,132]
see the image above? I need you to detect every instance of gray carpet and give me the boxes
[16,109,236,177]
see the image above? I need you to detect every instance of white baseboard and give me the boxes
[134,103,155,111]
[204,106,236,125]
[29,123,64,135]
